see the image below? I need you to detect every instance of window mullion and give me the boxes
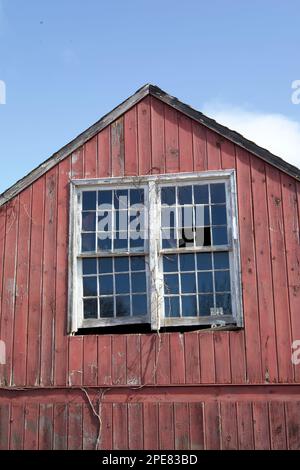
[149,180,161,330]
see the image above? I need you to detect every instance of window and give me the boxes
[68,171,243,332]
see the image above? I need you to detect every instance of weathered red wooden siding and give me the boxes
[0,96,299,449]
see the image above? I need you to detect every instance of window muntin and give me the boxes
[69,171,242,331]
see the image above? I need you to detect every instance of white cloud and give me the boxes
[202,102,300,169]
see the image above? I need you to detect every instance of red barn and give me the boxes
[0,84,299,450]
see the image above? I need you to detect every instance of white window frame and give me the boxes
[68,170,243,333]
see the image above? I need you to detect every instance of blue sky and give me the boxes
[0,0,300,193]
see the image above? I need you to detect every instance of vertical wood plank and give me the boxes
[204,401,221,449]
[40,168,58,386]
[82,403,97,450]
[54,158,70,386]
[38,404,53,450]
[84,136,97,178]
[68,403,82,450]
[53,403,67,450]
[0,205,6,321]
[251,157,278,382]
[213,331,231,383]
[111,117,125,177]
[159,403,174,450]
[281,174,300,382]
[97,335,112,386]
[236,402,254,450]
[112,335,126,385]
[137,96,151,175]
[124,106,138,176]
[71,148,84,179]
[192,122,207,171]
[184,332,200,384]
[236,148,262,382]
[24,403,39,450]
[220,402,238,449]
[97,127,111,178]
[141,334,156,385]
[127,334,141,386]
[170,333,185,384]
[10,404,24,450]
[100,403,113,450]
[221,139,236,170]
[0,197,19,386]
[12,187,32,386]
[178,113,193,172]
[150,96,165,174]
[285,401,300,450]
[266,165,293,382]
[143,403,159,450]
[68,336,83,386]
[83,335,98,386]
[156,334,171,385]
[164,104,179,173]
[199,332,215,384]
[206,129,221,170]
[113,403,128,450]
[26,178,44,386]
[128,403,143,449]
[174,403,189,450]
[269,401,287,450]
[0,404,10,450]
[229,330,246,383]
[252,402,270,449]
[189,403,204,450]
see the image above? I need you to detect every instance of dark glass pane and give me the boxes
[114,189,128,209]
[97,236,112,252]
[82,233,95,252]
[114,257,129,272]
[83,258,97,275]
[82,191,96,210]
[212,227,228,245]
[216,293,232,314]
[214,252,229,269]
[115,274,130,294]
[82,212,96,232]
[98,257,113,274]
[164,274,179,295]
[132,294,147,316]
[181,273,196,293]
[180,253,195,271]
[100,297,114,318]
[196,253,212,270]
[194,184,209,204]
[211,183,226,203]
[161,187,175,205]
[182,295,197,316]
[130,188,144,205]
[130,236,145,251]
[99,275,113,295]
[83,277,97,297]
[116,295,131,317]
[98,190,112,206]
[114,235,128,251]
[164,296,180,317]
[131,272,147,293]
[199,294,214,316]
[163,255,178,272]
[178,186,192,205]
[215,271,231,292]
[197,271,213,293]
[162,229,177,249]
[131,256,145,271]
[83,299,98,319]
[212,205,227,225]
